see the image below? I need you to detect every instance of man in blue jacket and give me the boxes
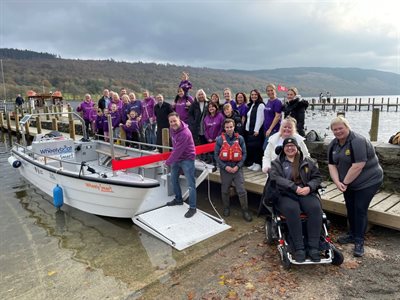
[165,112,197,218]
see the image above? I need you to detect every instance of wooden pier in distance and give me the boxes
[307,97,399,112]
[209,169,400,231]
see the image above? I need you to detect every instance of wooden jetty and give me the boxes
[1,108,400,231]
[307,97,399,112]
[209,169,400,231]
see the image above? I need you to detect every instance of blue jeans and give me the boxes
[171,160,196,208]
[143,121,156,146]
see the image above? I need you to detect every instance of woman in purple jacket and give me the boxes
[203,102,224,164]
[141,90,157,149]
[235,92,248,125]
[77,93,94,138]
[173,87,193,123]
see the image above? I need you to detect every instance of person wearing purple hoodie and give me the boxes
[76,93,94,138]
[141,90,157,149]
[108,92,123,111]
[173,87,193,123]
[178,71,192,100]
[165,112,197,218]
[203,102,224,164]
[223,88,238,111]
[120,119,140,147]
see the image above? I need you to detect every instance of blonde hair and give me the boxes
[280,117,298,135]
[121,94,130,102]
[195,89,207,100]
[288,87,298,95]
[330,116,351,130]
[266,83,276,91]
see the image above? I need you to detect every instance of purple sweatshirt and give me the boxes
[110,110,121,129]
[166,121,195,165]
[224,99,238,111]
[237,103,248,117]
[89,108,97,122]
[122,122,139,140]
[174,95,193,123]
[129,100,142,116]
[77,100,94,121]
[179,80,192,94]
[263,98,282,132]
[108,99,123,110]
[203,112,224,141]
[141,97,156,123]
[95,115,104,133]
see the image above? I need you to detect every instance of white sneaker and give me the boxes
[252,164,261,172]
[247,163,256,170]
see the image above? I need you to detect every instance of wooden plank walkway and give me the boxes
[209,169,400,231]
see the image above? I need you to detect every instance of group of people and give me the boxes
[76,76,383,260]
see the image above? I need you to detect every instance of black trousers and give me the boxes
[276,194,322,250]
[343,182,382,243]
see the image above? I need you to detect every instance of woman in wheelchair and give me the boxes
[270,137,323,263]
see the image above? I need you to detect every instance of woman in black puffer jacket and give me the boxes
[283,87,308,137]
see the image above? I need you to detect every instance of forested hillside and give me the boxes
[1,48,399,100]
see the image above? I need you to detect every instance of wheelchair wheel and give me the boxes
[280,247,291,270]
[330,244,344,266]
[264,216,274,245]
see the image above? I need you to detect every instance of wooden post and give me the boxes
[44,105,50,120]
[345,98,349,111]
[28,99,32,114]
[387,97,390,112]
[332,98,336,111]
[368,98,371,111]
[25,122,30,138]
[369,108,379,142]
[162,128,170,153]
[6,112,11,132]
[67,105,75,140]
[15,113,20,134]
[36,116,42,134]
[52,118,58,131]
[380,97,384,111]
[119,125,126,146]
[396,97,399,112]
[0,112,3,129]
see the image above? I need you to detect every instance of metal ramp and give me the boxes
[133,204,231,251]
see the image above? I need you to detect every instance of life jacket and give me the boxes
[219,133,243,162]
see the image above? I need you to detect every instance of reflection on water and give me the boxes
[0,132,177,290]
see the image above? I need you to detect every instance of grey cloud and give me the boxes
[2,0,399,74]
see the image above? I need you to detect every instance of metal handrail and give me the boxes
[18,111,88,146]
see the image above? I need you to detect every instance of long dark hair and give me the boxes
[248,89,263,107]
[235,92,248,104]
[174,88,184,103]
[291,152,302,184]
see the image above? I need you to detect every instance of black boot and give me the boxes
[354,242,364,257]
[242,210,253,222]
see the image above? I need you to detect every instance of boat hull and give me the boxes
[10,151,171,218]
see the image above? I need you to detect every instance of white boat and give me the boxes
[8,113,212,218]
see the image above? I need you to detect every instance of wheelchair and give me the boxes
[261,179,344,269]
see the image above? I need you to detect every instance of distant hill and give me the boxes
[1,48,399,100]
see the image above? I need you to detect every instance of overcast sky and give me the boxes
[1,0,399,74]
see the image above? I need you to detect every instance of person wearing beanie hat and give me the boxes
[270,135,323,263]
